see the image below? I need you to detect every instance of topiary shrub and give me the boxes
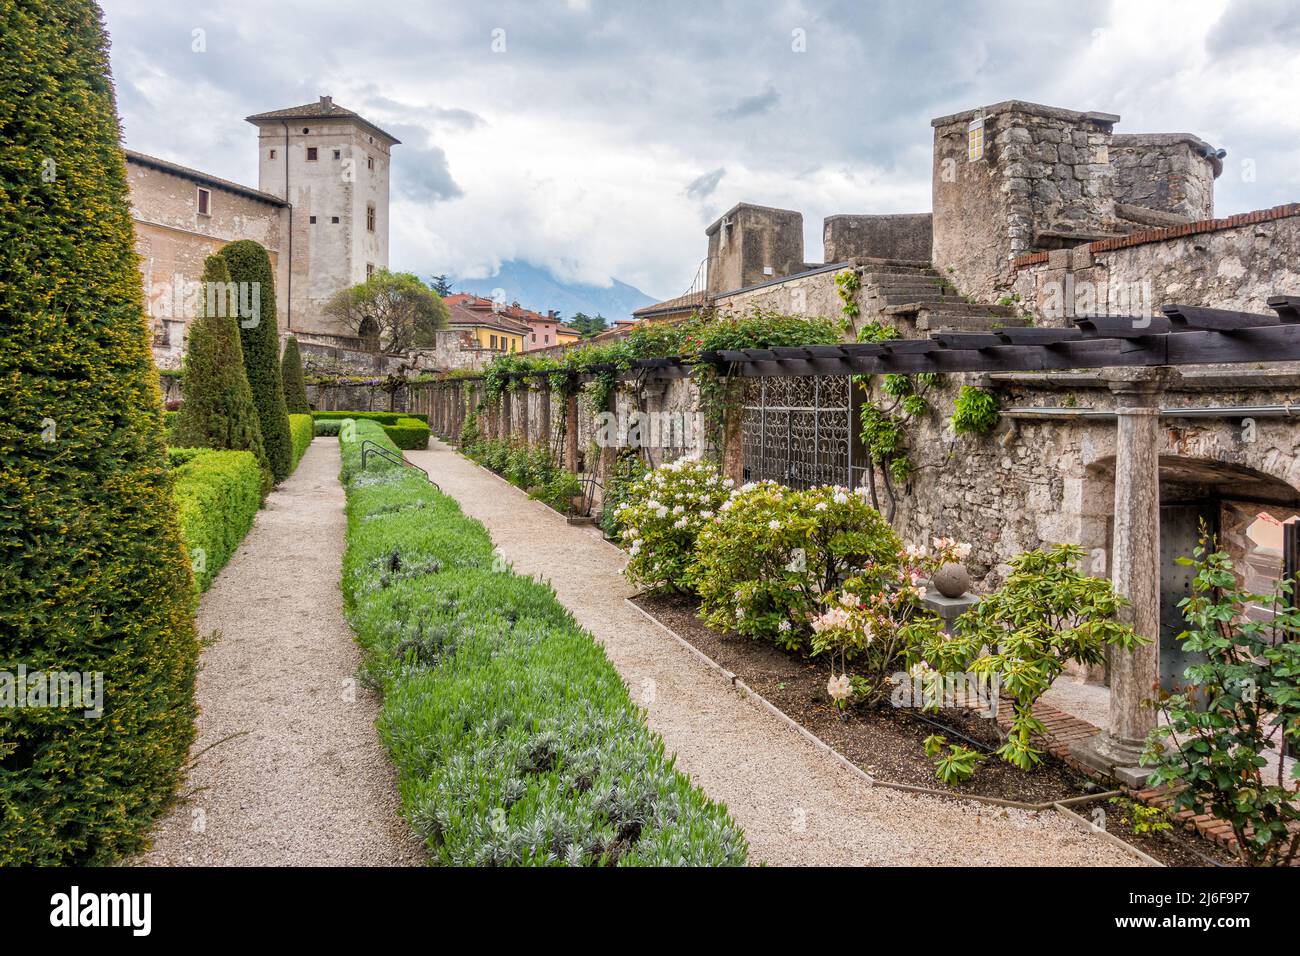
[171,450,264,592]
[171,254,270,488]
[0,0,200,864]
[382,417,430,450]
[689,483,901,650]
[280,334,310,414]
[218,240,292,483]
[288,413,313,469]
[314,418,343,437]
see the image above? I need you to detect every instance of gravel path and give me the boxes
[408,439,1144,867]
[130,439,422,866]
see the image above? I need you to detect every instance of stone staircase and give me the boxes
[855,258,1030,334]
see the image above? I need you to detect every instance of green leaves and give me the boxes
[1141,535,1300,866]
[950,385,1001,436]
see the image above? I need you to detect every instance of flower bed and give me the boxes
[338,420,747,866]
[462,436,581,513]
[169,449,264,592]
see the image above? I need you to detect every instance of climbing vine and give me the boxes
[950,385,1001,436]
[835,268,861,335]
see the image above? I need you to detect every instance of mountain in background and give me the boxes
[451,260,660,325]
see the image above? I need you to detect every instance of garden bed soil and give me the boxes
[634,592,1242,868]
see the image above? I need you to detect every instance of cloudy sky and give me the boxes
[101,0,1300,301]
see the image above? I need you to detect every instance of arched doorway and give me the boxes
[1084,455,1300,691]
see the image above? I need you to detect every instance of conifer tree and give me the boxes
[280,334,311,414]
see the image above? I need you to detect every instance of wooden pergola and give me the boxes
[429,296,1300,781]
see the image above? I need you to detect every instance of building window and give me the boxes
[490,334,498,349]
[332,149,341,160]
[367,155,374,171]
[196,187,211,216]
[366,204,375,232]
[366,263,374,278]
[309,215,317,224]
[269,148,277,159]
[331,216,339,224]
[306,146,318,161]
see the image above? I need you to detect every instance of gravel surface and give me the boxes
[128,439,422,867]
[408,440,1144,867]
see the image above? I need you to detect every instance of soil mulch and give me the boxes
[634,591,1242,867]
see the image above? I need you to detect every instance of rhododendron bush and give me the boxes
[617,458,734,593]
[688,482,900,649]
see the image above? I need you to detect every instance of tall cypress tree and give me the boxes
[173,255,271,485]
[280,334,311,414]
[0,0,200,863]
[218,240,292,482]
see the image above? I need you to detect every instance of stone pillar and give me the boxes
[720,379,745,485]
[518,386,531,446]
[564,392,579,472]
[500,392,512,443]
[599,388,619,481]
[1073,366,1170,785]
[537,383,553,457]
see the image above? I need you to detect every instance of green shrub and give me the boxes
[289,413,313,469]
[218,240,292,483]
[167,446,206,468]
[0,1,200,864]
[531,469,583,513]
[314,410,428,425]
[950,385,1001,436]
[690,483,901,649]
[171,253,270,487]
[280,334,311,414]
[171,450,264,592]
[314,418,343,436]
[600,451,649,539]
[1141,538,1300,866]
[617,458,734,594]
[338,421,747,865]
[383,417,430,450]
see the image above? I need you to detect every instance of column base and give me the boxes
[1070,734,1152,789]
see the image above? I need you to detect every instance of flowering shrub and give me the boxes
[690,483,900,650]
[617,458,734,593]
[809,537,968,707]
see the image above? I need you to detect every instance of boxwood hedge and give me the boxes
[289,413,314,470]
[171,450,264,593]
[314,410,428,425]
[339,421,746,865]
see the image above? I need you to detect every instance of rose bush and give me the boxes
[617,458,734,593]
[689,483,900,650]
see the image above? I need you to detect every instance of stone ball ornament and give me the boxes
[932,561,971,599]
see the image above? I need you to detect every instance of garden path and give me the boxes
[129,439,421,866]
[407,439,1143,867]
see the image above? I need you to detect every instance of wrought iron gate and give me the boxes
[740,375,855,489]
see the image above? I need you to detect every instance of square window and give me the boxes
[306,146,318,161]
[331,216,339,224]
[309,215,317,224]
[332,149,341,160]
[196,187,211,216]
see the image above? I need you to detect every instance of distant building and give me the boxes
[127,95,398,366]
[444,295,529,353]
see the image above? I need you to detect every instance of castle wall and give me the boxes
[705,203,805,293]
[1111,133,1218,221]
[823,214,932,263]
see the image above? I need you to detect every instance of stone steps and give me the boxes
[915,312,1031,331]
[882,300,1019,317]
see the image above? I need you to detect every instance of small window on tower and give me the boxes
[269,148,277,160]
[967,116,985,162]
[196,187,211,216]
[367,156,374,171]
[366,263,374,278]
[331,216,339,224]
[309,215,317,224]
[306,147,318,161]
[332,149,341,160]
[366,204,375,232]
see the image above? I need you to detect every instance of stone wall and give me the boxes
[713,264,845,319]
[705,203,805,293]
[931,101,1121,302]
[1111,133,1219,221]
[823,214,932,263]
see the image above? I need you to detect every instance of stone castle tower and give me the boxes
[247,96,400,336]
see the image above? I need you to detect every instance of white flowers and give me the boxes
[673,517,688,530]
[827,673,853,702]
[768,519,781,530]
[932,535,973,561]
[838,591,858,607]
[811,606,852,632]
[832,492,849,505]
[814,502,828,511]
[778,619,791,632]
[672,504,685,515]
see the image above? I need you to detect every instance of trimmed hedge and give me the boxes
[314,418,343,437]
[384,416,430,450]
[0,0,200,865]
[289,413,314,470]
[313,410,429,425]
[280,334,310,414]
[339,421,747,866]
[171,450,264,593]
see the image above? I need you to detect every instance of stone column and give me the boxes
[500,392,512,443]
[720,379,745,485]
[537,383,553,458]
[599,388,619,481]
[1074,366,1170,785]
[518,386,531,446]
[564,392,579,472]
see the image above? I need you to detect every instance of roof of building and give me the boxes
[246,96,402,146]
[125,149,289,207]
[632,291,710,319]
[446,293,564,327]
[445,301,530,334]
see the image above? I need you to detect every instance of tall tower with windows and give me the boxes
[247,96,399,336]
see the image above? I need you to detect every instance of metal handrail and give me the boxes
[359,439,440,491]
